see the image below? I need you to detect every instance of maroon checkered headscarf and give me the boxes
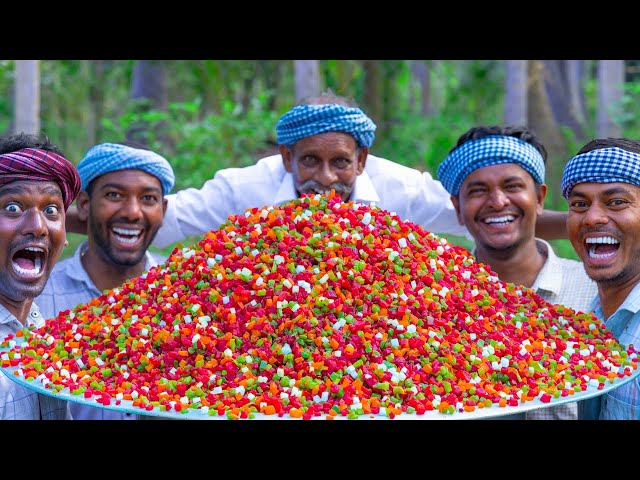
[0,148,81,210]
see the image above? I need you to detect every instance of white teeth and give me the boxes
[113,235,139,245]
[484,215,515,224]
[588,246,617,259]
[585,236,619,244]
[13,261,41,277]
[24,246,44,252]
[112,228,142,236]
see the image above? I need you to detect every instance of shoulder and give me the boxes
[215,154,286,186]
[364,154,424,184]
[41,257,74,289]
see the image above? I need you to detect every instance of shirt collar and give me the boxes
[590,279,640,320]
[0,302,43,328]
[66,240,161,286]
[273,169,380,206]
[530,238,562,295]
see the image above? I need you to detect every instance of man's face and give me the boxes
[0,180,66,302]
[78,169,167,267]
[452,163,545,254]
[567,181,640,287]
[281,132,367,201]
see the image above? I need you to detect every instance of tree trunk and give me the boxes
[128,60,169,146]
[87,60,107,146]
[566,60,587,125]
[362,60,382,132]
[410,60,431,116]
[527,60,566,206]
[597,60,625,138]
[504,60,528,126]
[542,60,586,141]
[294,60,321,102]
[14,60,40,135]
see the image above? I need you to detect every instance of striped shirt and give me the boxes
[35,241,166,420]
[0,303,72,420]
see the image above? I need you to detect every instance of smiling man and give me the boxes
[35,141,175,420]
[562,138,640,420]
[64,91,573,250]
[0,132,81,420]
[437,125,598,420]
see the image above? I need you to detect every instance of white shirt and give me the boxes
[153,154,470,248]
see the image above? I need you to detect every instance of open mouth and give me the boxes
[12,246,45,277]
[585,236,619,259]
[112,227,143,245]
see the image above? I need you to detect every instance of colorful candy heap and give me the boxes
[1,193,637,419]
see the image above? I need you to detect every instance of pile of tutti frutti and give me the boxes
[1,193,638,419]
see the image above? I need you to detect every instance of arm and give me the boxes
[535,209,568,241]
[64,204,87,235]
[152,171,239,249]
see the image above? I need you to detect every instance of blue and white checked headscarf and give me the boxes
[561,147,640,198]
[77,143,175,196]
[275,104,377,148]
[437,135,546,196]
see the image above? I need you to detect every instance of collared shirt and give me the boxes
[0,303,72,420]
[35,241,166,420]
[153,154,470,248]
[580,281,640,420]
[475,239,598,420]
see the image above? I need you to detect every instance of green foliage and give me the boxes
[101,93,280,191]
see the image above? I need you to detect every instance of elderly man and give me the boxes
[35,141,175,420]
[65,91,568,248]
[0,132,81,420]
[561,138,640,420]
[437,125,598,420]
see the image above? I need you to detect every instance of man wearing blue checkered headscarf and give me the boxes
[36,141,175,421]
[65,91,570,251]
[438,125,597,422]
[561,138,640,421]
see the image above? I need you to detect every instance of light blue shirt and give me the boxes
[579,281,640,420]
[35,241,166,420]
[0,302,72,420]
[154,154,470,248]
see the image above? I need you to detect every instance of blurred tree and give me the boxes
[87,60,108,146]
[542,60,587,142]
[597,60,625,137]
[566,60,588,126]
[14,60,40,135]
[527,60,566,205]
[504,60,528,125]
[128,60,168,146]
[409,61,431,116]
[294,60,321,102]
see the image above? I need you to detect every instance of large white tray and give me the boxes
[3,357,636,420]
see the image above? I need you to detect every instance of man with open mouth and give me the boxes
[437,125,598,420]
[562,137,640,420]
[0,132,81,420]
[36,141,175,420]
